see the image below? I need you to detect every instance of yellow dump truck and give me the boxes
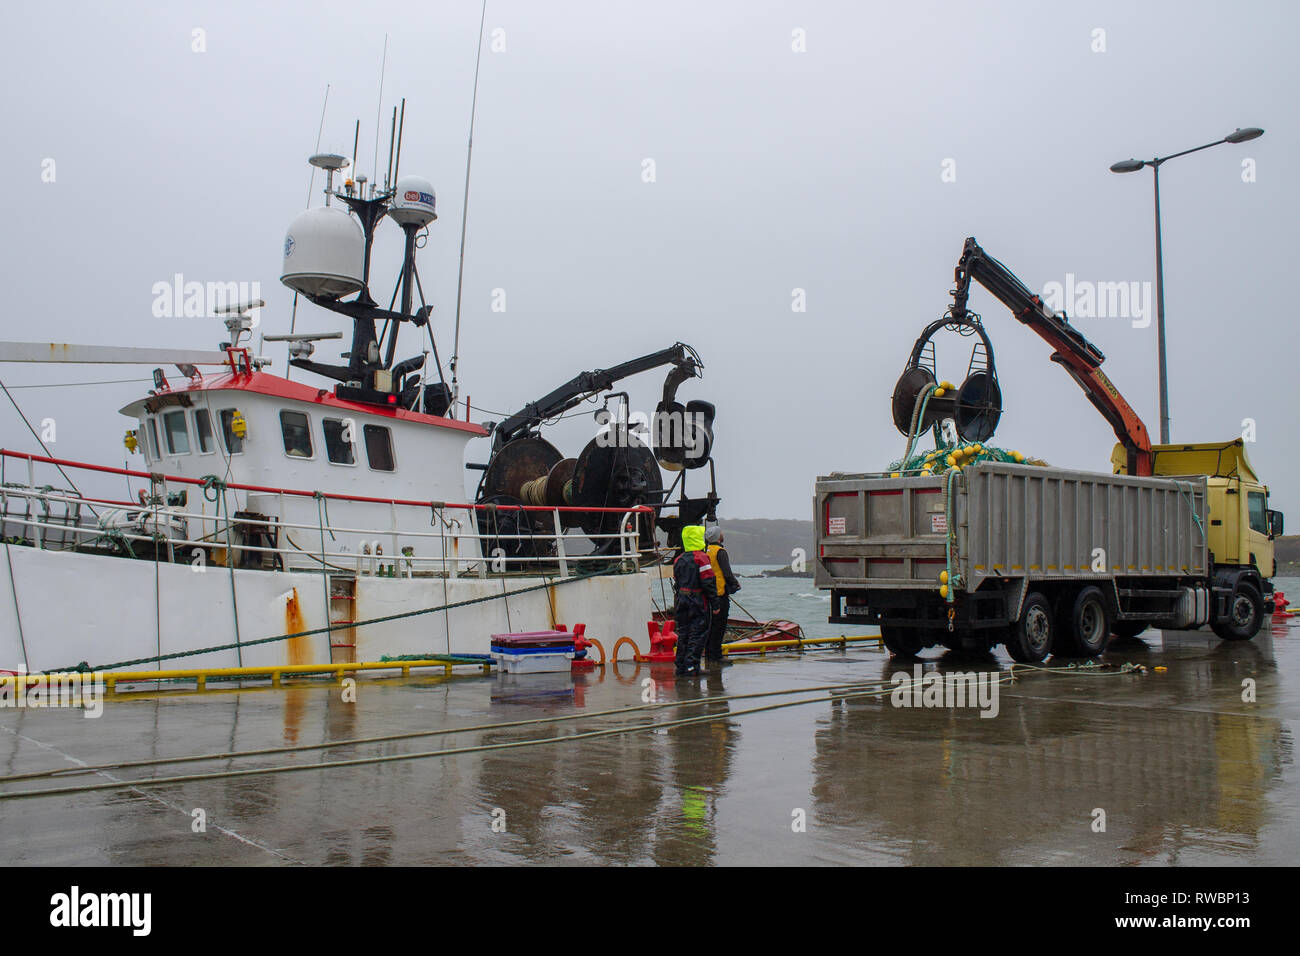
[815,239,1284,662]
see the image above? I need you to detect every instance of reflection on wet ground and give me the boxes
[0,618,1295,865]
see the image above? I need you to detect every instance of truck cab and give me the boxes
[1112,438,1283,615]
[1112,442,1284,642]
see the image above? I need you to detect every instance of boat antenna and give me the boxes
[288,82,332,382]
[451,0,488,419]
[373,34,388,197]
[352,120,359,180]
[393,98,406,181]
[386,106,397,191]
[306,83,331,206]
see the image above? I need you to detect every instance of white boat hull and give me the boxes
[0,545,656,673]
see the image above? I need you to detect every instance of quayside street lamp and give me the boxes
[1109,127,1264,445]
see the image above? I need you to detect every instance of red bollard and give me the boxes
[648,620,677,662]
[571,623,598,672]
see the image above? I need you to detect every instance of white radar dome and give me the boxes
[390,176,437,227]
[280,206,365,299]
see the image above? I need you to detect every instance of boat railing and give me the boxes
[0,449,655,578]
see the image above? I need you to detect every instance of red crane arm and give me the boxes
[950,237,1154,476]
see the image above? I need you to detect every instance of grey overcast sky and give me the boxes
[2,0,1296,519]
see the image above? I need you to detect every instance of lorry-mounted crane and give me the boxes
[814,237,1283,662]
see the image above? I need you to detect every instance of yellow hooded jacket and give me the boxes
[681,525,706,552]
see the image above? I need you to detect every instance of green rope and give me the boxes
[97,527,137,559]
[313,491,336,542]
[200,474,243,665]
[942,467,961,603]
[199,474,224,503]
[1173,480,1207,542]
[901,383,937,464]
[887,440,1033,477]
[2,538,29,673]
[313,492,333,628]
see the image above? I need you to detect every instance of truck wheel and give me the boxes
[1062,586,1111,656]
[880,626,925,658]
[1111,621,1148,642]
[1211,582,1264,641]
[1005,592,1053,663]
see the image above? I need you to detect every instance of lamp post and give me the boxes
[1109,127,1263,445]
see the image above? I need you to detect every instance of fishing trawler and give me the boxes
[0,127,720,676]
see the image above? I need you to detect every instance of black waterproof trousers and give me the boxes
[705,595,730,662]
[674,596,711,674]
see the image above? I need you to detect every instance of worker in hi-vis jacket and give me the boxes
[673,524,717,676]
[703,525,741,665]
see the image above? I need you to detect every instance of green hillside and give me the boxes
[712,517,814,568]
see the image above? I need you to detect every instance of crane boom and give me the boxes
[950,237,1154,476]
[491,342,701,450]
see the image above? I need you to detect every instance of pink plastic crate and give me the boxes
[490,630,574,649]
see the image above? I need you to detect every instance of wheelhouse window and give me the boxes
[280,410,313,458]
[193,409,215,454]
[145,418,160,461]
[363,424,395,471]
[219,409,244,454]
[163,410,190,455]
[322,418,355,465]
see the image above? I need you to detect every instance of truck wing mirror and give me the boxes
[1268,509,1284,538]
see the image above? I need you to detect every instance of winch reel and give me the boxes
[891,313,1003,444]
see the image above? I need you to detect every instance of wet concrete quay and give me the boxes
[1,620,1295,866]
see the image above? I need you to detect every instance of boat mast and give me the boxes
[287,83,333,382]
[450,0,489,419]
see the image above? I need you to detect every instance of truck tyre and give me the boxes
[1061,586,1111,656]
[880,625,925,659]
[1004,592,1053,663]
[1111,621,1148,642]
[1211,581,1264,642]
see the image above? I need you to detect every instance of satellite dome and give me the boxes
[280,206,364,299]
[390,175,437,227]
